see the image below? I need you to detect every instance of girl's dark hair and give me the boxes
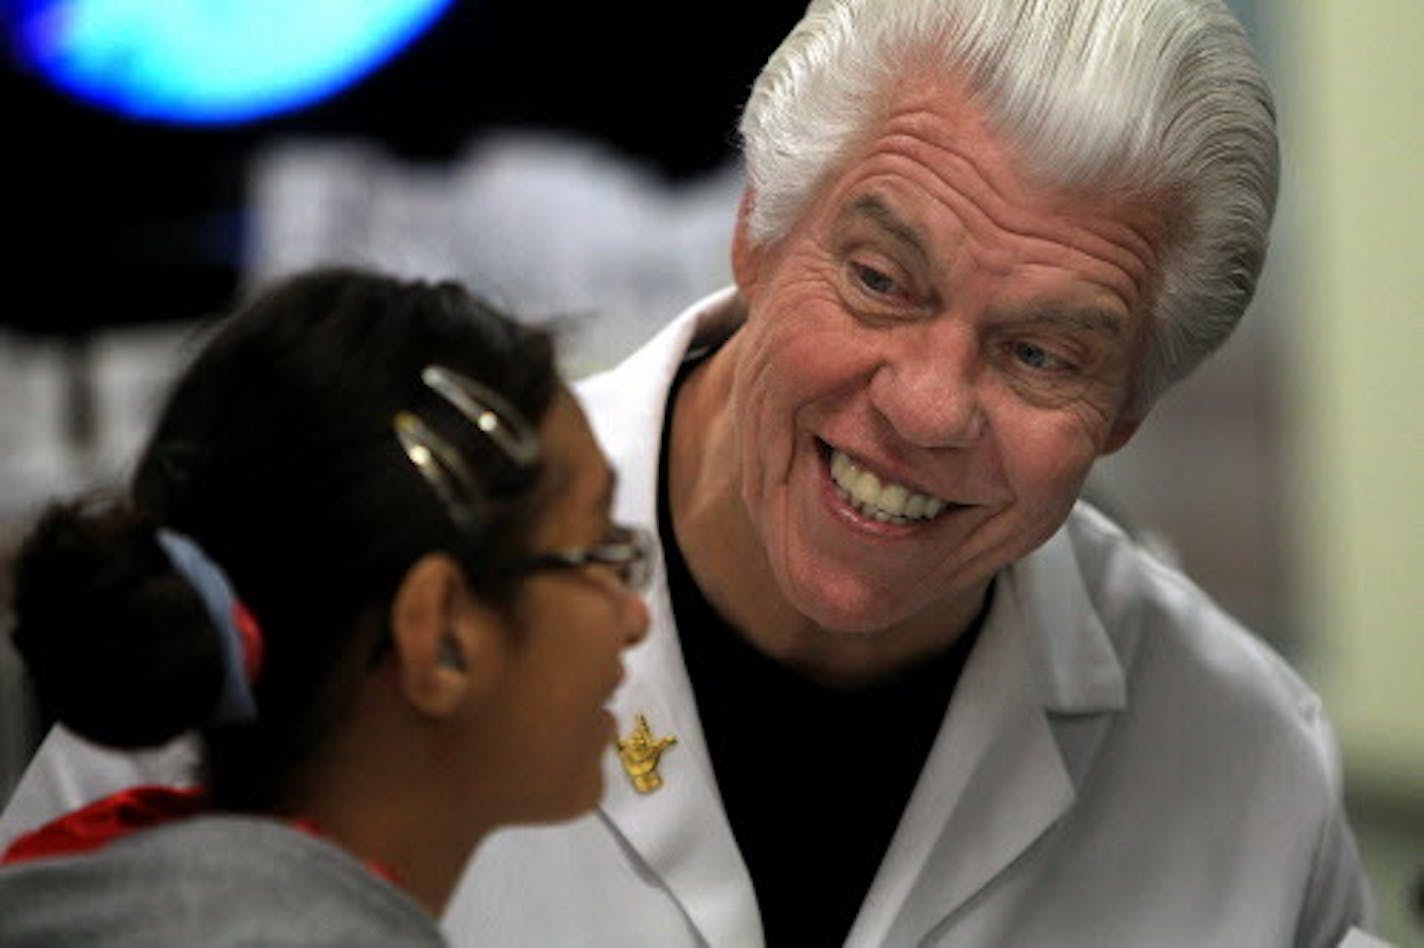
[11,268,558,810]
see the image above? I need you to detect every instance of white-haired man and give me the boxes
[1,1,1375,945]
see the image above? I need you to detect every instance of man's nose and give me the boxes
[867,329,985,449]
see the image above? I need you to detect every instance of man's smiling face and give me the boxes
[725,73,1161,635]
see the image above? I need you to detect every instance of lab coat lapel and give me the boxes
[582,288,764,947]
[849,524,1126,946]
[599,578,764,947]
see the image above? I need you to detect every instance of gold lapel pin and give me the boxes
[617,713,677,794]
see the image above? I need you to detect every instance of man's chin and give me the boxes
[779,570,922,637]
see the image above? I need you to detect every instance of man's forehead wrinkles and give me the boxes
[866,129,1158,277]
[851,136,1076,259]
[875,114,1026,211]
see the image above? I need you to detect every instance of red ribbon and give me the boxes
[233,599,264,682]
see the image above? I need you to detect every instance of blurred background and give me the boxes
[0,0,1418,941]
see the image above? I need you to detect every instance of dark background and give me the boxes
[2,1,807,336]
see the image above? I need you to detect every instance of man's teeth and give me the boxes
[829,449,947,523]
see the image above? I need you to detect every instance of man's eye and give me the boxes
[852,262,898,296]
[1013,342,1070,372]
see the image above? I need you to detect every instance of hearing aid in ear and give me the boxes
[437,633,467,671]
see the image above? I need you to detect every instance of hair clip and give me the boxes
[420,366,539,468]
[393,366,541,529]
[394,411,484,529]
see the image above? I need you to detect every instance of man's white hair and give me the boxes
[738,0,1278,412]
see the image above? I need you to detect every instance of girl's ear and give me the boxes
[388,553,506,719]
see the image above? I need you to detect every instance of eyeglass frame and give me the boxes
[501,523,655,594]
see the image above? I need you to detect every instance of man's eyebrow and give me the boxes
[1008,304,1126,338]
[843,194,930,261]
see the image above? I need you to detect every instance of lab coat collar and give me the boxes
[1011,520,1129,716]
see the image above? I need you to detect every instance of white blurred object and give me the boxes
[0,334,88,519]
[0,324,197,528]
[247,132,742,375]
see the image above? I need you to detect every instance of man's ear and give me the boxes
[731,187,763,293]
[388,553,505,719]
[1100,414,1142,456]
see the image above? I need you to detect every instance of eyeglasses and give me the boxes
[365,521,655,669]
[506,524,655,593]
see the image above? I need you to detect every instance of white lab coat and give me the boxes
[1,289,1372,947]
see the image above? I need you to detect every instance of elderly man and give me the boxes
[1,0,1372,945]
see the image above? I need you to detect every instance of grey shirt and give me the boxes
[0,815,446,947]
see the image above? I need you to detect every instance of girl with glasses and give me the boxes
[0,268,648,946]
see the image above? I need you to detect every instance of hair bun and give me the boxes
[11,499,225,748]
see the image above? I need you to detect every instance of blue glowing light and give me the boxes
[9,0,454,125]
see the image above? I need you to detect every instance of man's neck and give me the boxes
[668,330,990,689]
